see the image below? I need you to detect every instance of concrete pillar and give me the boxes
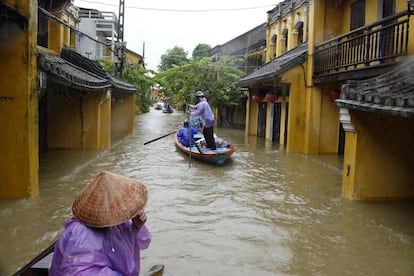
[0,0,39,198]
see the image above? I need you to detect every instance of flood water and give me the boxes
[1,108,414,275]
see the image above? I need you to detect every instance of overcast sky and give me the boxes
[73,0,279,71]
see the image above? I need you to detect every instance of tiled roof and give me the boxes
[61,46,136,94]
[61,46,108,78]
[37,49,111,91]
[38,46,137,93]
[238,43,308,87]
[108,75,136,92]
[336,57,414,118]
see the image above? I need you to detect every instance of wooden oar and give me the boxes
[143,131,176,145]
[186,101,193,168]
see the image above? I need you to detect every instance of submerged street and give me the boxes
[1,108,414,275]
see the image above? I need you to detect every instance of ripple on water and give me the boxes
[3,113,414,276]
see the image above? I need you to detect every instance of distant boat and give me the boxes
[174,132,234,165]
[162,104,173,113]
[154,102,163,110]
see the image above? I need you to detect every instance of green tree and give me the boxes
[122,64,156,113]
[192,44,212,60]
[99,59,155,113]
[158,46,189,72]
[154,56,245,111]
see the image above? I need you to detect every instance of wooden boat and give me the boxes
[162,104,173,113]
[13,242,55,276]
[14,241,165,276]
[174,132,235,165]
[154,102,163,110]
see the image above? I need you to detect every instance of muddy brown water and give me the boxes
[1,109,413,275]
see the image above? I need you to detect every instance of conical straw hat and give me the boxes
[72,171,148,228]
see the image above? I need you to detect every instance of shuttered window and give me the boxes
[350,0,365,31]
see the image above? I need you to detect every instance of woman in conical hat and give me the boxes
[49,171,151,276]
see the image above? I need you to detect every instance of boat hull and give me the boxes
[174,133,234,165]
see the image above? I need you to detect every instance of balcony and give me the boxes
[313,10,412,84]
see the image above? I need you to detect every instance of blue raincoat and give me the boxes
[177,126,198,147]
[49,217,151,276]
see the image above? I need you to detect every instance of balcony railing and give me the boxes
[314,10,412,80]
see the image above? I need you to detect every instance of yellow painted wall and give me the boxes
[47,89,110,149]
[343,110,414,200]
[48,19,63,54]
[319,85,341,154]
[303,85,322,154]
[244,97,251,136]
[247,97,259,136]
[125,50,143,65]
[0,0,38,198]
[265,102,273,140]
[98,92,111,149]
[111,94,135,139]
[341,130,357,198]
[279,101,288,145]
[267,3,309,60]
[281,66,307,153]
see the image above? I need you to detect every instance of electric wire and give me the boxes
[75,0,276,13]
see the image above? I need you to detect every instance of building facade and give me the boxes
[210,23,267,128]
[0,0,137,198]
[239,0,414,200]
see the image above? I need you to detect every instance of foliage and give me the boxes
[98,59,117,75]
[154,56,245,111]
[98,59,155,114]
[122,64,156,113]
[192,44,212,60]
[158,46,189,72]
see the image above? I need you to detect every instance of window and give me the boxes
[281,28,288,53]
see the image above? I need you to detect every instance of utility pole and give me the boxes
[118,0,125,42]
[117,0,125,77]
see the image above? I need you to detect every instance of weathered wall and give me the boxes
[47,89,111,149]
[0,0,39,198]
[111,94,135,139]
[342,110,414,200]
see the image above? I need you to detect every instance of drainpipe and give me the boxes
[99,90,111,106]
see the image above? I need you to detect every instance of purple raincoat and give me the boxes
[49,217,151,276]
[189,98,215,128]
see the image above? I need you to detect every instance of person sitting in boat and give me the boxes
[49,171,151,276]
[177,119,199,147]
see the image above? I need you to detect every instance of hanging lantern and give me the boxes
[265,93,278,103]
[330,90,340,101]
[252,95,264,103]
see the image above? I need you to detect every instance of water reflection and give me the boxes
[0,109,413,275]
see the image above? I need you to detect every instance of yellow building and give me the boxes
[240,0,310,151]
[0,0,137,198]
[211,23,267,128]
[240,0,414,200]
[125,48,144,69]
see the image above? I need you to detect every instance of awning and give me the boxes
[336,57,414,118]
[37,49,111,91]
[238,43,308,87]
[108,75,137,93]
[60,46,137,94]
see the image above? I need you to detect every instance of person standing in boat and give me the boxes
[188,91,216,150]
[177,119,199,147]
[49,171,151,276]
